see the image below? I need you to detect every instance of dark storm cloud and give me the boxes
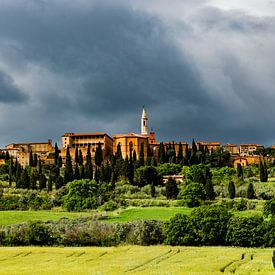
[0,0,274,146]
[0,71,28,103]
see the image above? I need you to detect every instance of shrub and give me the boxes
[190,205,232,245]
[263,199,275,217]
[164,214,194,246]
[126,220,164,245]
[247,183,255,199]
[226,216,265,247]
[165,178,179,199]
[178,182,206,207]
[63,179,98,211]
[24,221,52,245]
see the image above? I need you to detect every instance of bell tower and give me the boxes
[141,106,148,135]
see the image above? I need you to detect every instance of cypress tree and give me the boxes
[183,146,190,165]
[133,150,137,162]
[30,171,37,190]
[192,139,197,155]
[38,160,42,175]
[74,148,79,165]
[158,142,166,164]
[95,142,103,166]
[84,144,93,179]
[116,143,123,160]
[55,176,64,190]
[247,182,255,199]
[9,158,13,187]
[47,175,53,192]
[74,163,80,180]
[21,169,30,189]
[139,145,145,166]
[205,180,215,200]
[94,166,100,183]
[33,154,38,167]
[128,150,134,185]
[57,156,62,168]
[228,181,236,199]
[78,150,83,166]
[237,163,244,180]
[79,165,85,179]
[5,151,10,162]
[54,142,59,166]
[177,142,183,164]
[64,147,74,184]
[29,149,34,167]
[39,173,47,190]
[260,160,268,182]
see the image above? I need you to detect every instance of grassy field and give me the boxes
[102,207,192,222]
[0,246,273,274]
[0,210,92,226]
[0,206,264,226]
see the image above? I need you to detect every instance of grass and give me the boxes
[101,207,192,222]
[0,206,264,226]
[0,246,273,274]
[0,210,92,226]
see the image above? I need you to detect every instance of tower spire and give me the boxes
[141,106,148,135]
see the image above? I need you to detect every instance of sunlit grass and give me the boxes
[0,246,273,275]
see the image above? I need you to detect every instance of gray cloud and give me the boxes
[0,0,274,146]
[0,71,28,103]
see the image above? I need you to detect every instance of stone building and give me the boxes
[61,132,113,163]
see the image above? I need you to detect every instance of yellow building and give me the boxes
[223,143,239,155]
[61,132,113,161]
[196,141,221,151]
[239,144,263,156]
[4,140,54,167]
[113,133,149,159]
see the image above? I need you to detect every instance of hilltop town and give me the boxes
[0,108,273,168]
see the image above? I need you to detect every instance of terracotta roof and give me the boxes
[113,133,149,139]
[62,132,112,139]
[240,144,263,147]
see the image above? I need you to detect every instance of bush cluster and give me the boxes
[0,192,55,210]
[0,218,164,246]
[1,205,274,248]
[165,205,274,247]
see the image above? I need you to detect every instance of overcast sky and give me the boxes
[0,0,275,147]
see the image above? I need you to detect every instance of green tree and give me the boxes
[247,182,256,199]
[39,173,47,190]
[259,160,268,182]
[84,144,93,179]
[21,169,30,189]
[177,142,183,164]
[165,178,179,199]
[78,149,83,166]
[30,172,37,189]
[55,175,64,190]
[134,166,160,187]
[237,163,244,180]
[95,142,103,166]
[178,182,206,207]
[33,154,38,167]
[228,181,236,199]
[139,144,145,167]
[47,175,53,192]
[63,179,98,211]
[29,150,34,167]
[74,163,80,180]
[158,142,166,164]
[54,142,59,166]
[74,148,79,165]
[64,147,74,184]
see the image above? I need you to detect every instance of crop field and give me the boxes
[102,207,192,222]
[0,210,92,226]
[0,246,274,274]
